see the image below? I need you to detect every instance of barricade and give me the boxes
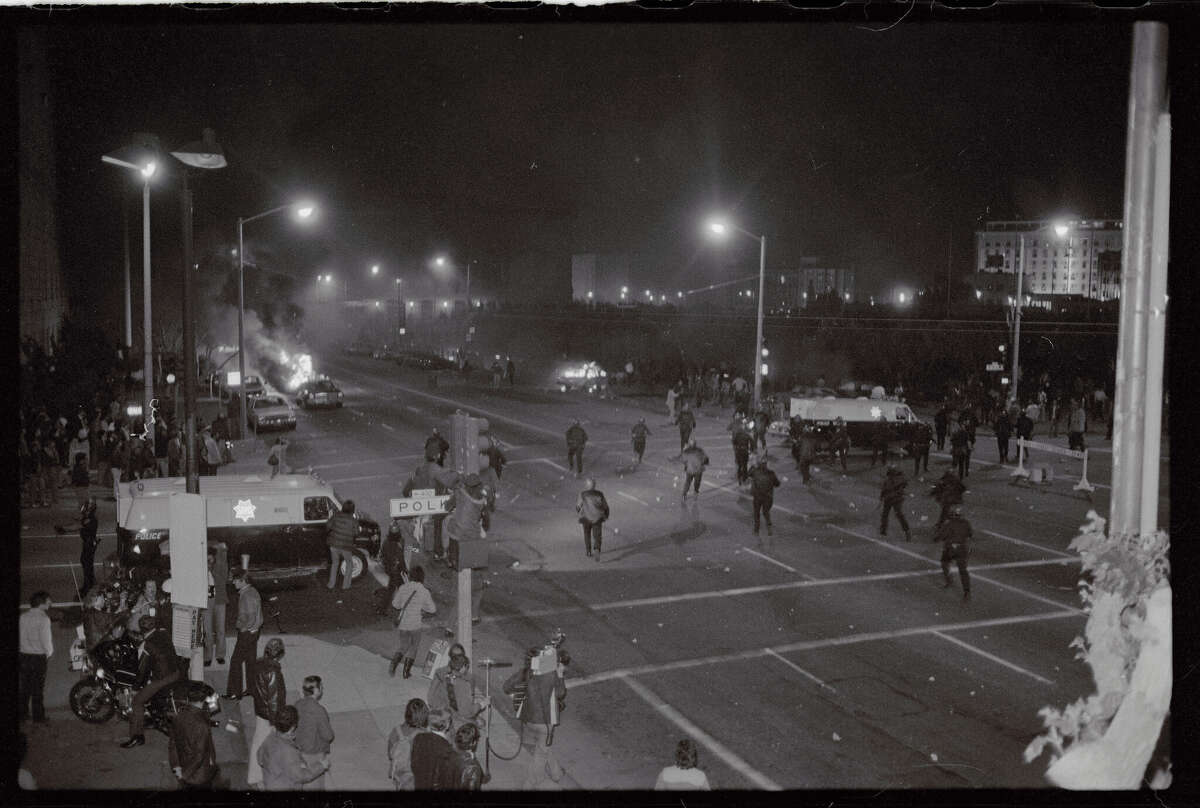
[1011,437,1095,492]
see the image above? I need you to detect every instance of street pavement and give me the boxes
[19,359,1168,790]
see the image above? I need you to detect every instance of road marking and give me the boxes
[406,405,422,413]
[24,531,118,541]
[375,382,565,440]
[21,601,83,610]
[570,610,1079,689]
[380,423,396,432]
[830,525,1084,615]
[483,557,1080,623]
[326,474,395,484]
[979,529,1072,558]
[765,648,836,692]
[930,630,1055,685]
[619,675,782,790]
[616,491,649,507]
[311,453,425,471]
[740,546,813,578]
[22,562,105,570]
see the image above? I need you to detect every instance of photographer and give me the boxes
[502,643,569,788]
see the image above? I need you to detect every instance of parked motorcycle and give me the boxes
[68,629,220,730]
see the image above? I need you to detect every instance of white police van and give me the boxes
[115,473,381,585]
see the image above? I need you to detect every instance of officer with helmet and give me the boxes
[936,504,973,602]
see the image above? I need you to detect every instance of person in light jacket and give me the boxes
[576,478,610,559]
[388,566,436,679]
[257,705,329,790]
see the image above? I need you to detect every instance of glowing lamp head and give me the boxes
[1053,223,1069,238]
[139,160,157,179]
[371,265,380,275]
[708,220,728,236]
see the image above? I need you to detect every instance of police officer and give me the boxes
[949,420,971,479]
[869,415,890,467]
[933,403,949,451]
[565,419,588,478]
[425,428,450,467]
[906,422,932,480]
[731,420,753,486]
[631,417,651,466]
[680,439,709,501]
[829,417,850,472]
[791,423,816,484]
[930,469,965,529]
[937,504,972,602]
[879,465,912,542]
[748,455,780,538]
[993,408,1013,464]
[78,495,100,598]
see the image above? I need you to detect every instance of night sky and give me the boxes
[39,17,1142,338]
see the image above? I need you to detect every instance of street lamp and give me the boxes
[236,200,316,435]
[433,255,472,311]
[707,217,768,410]
[1011,220,1069,407]
[102,133,161,444]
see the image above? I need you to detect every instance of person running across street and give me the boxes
[879,465,913,542]
[937,503,973,602]
[576,477,610,559]
[565,419,588,478]
[749,454,780,538]
[680,439,709,501]
[631,417,651,465]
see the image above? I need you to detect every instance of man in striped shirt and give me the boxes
[19,591,54,724]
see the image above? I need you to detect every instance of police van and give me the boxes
[115,474,382,584]
[771,395,926,448]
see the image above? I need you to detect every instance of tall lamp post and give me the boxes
[1011,221,1069,407]
[707,219,768,411]
[102,133,160,442]
[237,202,315,434]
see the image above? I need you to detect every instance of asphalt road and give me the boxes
[21,354,1170,789]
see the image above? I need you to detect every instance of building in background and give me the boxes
[797,260,855,310]
[19,27,69,354]
[972,219,1123,306]
[571,253,633,304]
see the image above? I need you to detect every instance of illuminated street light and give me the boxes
[898,292,907,304]
[587,291,594,299]
[435,256,447,267]
[705,215,768,410]
[976,289,983,300]
[1012,220,1070,406]
[371,264,380,275]
[621,286,628,294]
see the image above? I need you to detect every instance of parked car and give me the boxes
[248,394,297,431]
[217,373,265,401]
[343,342,375,357]
[296,377,344,409]
[394,351,456,371]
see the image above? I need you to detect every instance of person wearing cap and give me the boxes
[680,439,709,501]
[121,614,182,748]
[565,419,588,478]
[248,637,287,788]
[936,503,973,601]
[879,465,912,542]
[576,478,610,559]
[631,417,651,466]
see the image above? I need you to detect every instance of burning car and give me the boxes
[553,360,608,394]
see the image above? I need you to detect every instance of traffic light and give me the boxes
[448,410,490,474]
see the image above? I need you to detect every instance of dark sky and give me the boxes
[40,19,1141,337]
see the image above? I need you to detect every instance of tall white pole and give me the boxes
[1139,111,1170,537]
[142,179,154,440]
[753,235,766,411]
[1010,234,1025,407]
[237,218,247,437]
[123,196,132,351]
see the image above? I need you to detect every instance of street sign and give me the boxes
[390,488,450,518]
[986,362,1003,372]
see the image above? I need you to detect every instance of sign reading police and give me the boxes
[390,488,451,518]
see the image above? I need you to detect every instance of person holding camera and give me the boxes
[502,644,570,789]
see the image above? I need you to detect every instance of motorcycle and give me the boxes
[68,627,221,731]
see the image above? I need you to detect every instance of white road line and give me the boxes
[538,457,570,473]
[616,491,649,507]
[481,557,1080,624]
[570,610,1078,689]
[21,601,82,610]
[380,423,396,432]
[765,648,836,692]
[830,524,1084,615]
[406,405,422,413]
[311,453,425,471]
[23,562,105,570]
[980,528,1072,558]
[24,532,118,541]
[326,474,395,484]
[383,383,564,440]
[740,546,812,578]
[931,630,1055,685]
[619,675,782,790]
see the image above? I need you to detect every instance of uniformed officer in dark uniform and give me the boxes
[631,418,651,466]
[731,421,753,486]
[936,504,972,601]
[879,465,912,542]
[930,469,966,528]
[748,455,781,539]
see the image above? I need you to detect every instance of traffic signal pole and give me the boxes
[449,411,489,654]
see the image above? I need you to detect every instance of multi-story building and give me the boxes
[571,253,633,304]
[798,263,856,309]
[973,219,1123,306]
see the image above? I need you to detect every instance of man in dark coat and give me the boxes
[930,469,966,529]
[905,422,933,479]
[121,615,182,748]
[169,690,220,789]
[565,419,588,478]
[933,403,949,451]
[78,495,100,597]
[403,451,453,560]
[869,416,890,467]
[829,417,850,471]
[748,455,781,538]
[937,504,973,601]
[676,404,696,454]
[731,421,753,486]
[994,409,1013,464]
[576,478,610,559]
[1016,410,1035,465]
[792,425,817,484]
[411,707,456,789]
[631,417,651,466]
[949,421,971,479]
[879,465,912,542]
[425,428,450,467]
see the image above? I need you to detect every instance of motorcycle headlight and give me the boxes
[205,693,219,710]
[132,545,141,554]
[95,667,106,679]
